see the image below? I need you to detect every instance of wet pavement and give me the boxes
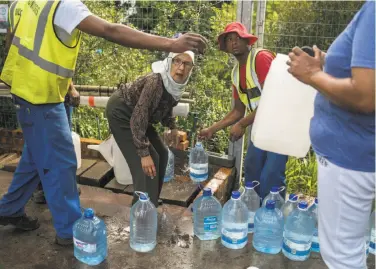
[0,170,374,269]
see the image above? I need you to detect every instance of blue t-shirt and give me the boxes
[310,1,375,172]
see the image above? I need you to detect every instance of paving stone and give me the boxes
[79,160,114,187]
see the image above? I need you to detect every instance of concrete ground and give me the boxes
[0,171,374,269]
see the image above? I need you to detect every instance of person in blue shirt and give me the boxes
[288,2,375,268]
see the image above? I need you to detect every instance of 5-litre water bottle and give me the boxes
[73,208,107,266]
[262,186,285,209]
[282,201,315,261]
[221,191,248,249]
[241,181,261,233]
[370,210,375,255]
[281,194,298,222]
[308,198,319,253]
[130,192,158,252]
[189,142,209,182]
[164,149,175,182]
[253,200,284,254]
[194,188,222,240]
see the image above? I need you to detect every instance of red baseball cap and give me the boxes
[218,22,258,52]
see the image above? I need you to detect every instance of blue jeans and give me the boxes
[0,96,81,238]
[244,141,288,200]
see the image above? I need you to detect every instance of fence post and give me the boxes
[255,0,267,48]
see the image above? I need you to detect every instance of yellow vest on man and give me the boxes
[1,0,82,104]
[231,48,275,112]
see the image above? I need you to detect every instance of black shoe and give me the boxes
[0,214,40,231]
[55,235,73,246]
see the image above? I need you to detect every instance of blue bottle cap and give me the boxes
[203,188,212,196]
[232,191,241,199]
[271,186,279,193]
[298,201,308,210]
[245,181,256,188]
[265,200,276,209]
[140,193,149,201]
[84,208,94,219]
[196,142,203,147]
[289,193,298,202]
[315,198,318,204]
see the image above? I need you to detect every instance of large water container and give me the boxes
[164,149,175,182]
[130,192,157,252]
[370,210,375,255]
[251,54,317,158]
[308,198,319,253]
[241,181,261,233]
[73,208,107,266]
[253,200,284,254]
[72,131,81,169]
[193,188,222,240]
[221,191,249,249]
[189,142,209,182]
[262,186,285,209]
[281,194,298,222]
[282,201,315,261]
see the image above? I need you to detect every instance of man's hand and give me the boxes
[230,122,246,142]
[68,84,80,107]
[141,156,156,178]
[287,45,323,85]
[169,33,208,54]
[199,127,214,140]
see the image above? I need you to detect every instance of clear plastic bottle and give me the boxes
[241,181,261,233]
[221,191,248,249]
[282,201,315,261]
[194,188,222,240]
[73,208,107,266]
[253,200,284,254]
[262,186,285,209]
[130,192,157,252]
[189,142,209,182]
[308,198,319,253]
[164,149,174,182]
[158,202,174,237]
[281,193,298,222]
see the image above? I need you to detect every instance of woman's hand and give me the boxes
[141,156,156,178]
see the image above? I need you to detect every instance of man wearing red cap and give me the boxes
[200,22,287,200]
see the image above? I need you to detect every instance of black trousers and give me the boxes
[106,92,168,207]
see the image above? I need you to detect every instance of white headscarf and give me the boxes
[151,51,195,101]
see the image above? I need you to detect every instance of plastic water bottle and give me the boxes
[194,188,222,240]
[73,208,107,266]
[189,142,209,182]
[253,200,284,254]
[262,186,285,209]
[370,210,375,255]
[221,191,248,249]
[130,192,157,252]
[164,149,174,182]
[281,194,298,222]
[308,198,319,253]
[282,201,315,261]
[241,181,261,233]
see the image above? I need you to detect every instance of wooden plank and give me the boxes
[1,156,20,173]
[79,161,114,187]
[76,159,97,177]
[123,184,134,195]
[104,178,127,193]
[0,153,18,165]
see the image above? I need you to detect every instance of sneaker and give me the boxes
[55,235,74,246]
[0,214,40,231]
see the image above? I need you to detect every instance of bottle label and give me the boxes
[74,238,97,253]
[204,216,218,231]
[311,230,319,250]
[248,212,255,231]
[190,164,208,176]
[221,228,248,245]
[283,238,311,257]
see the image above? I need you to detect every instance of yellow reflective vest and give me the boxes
[1,0,82,104]
[231,48,275,112]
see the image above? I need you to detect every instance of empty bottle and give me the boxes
[194,188,222,240]
[130,192,157,252]
[164,149,175,182]
[189,142,209,182]
[73,208,107,266]
[221,191,249,249]
[308,198,319,253]
[158,202,174,237]
[253,200,284,254]
[281,194,298,222]
[370,210,375,255]
[262,186,285,209]
[241,181,261,233]
[282,201,315,261]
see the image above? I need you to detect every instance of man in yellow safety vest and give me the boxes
[0,0,206,246]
